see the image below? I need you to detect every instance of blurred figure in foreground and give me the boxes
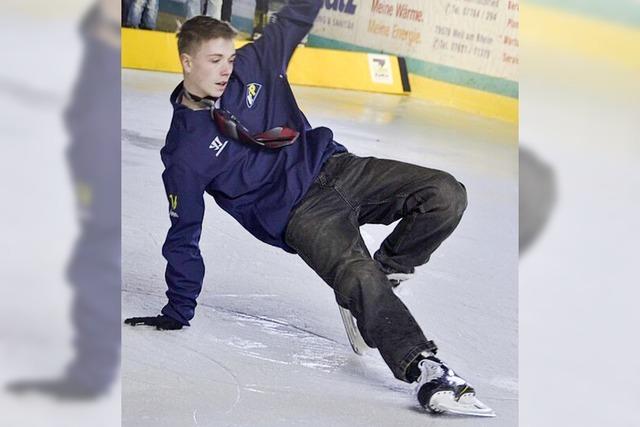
[8,1,121,399]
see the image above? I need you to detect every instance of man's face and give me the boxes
[182,37,236,98]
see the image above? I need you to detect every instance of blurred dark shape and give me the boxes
[252,0,270,39]
[8,378,106,401]
[123,0,158,29]
[221,0,233,22]
[122,0,131,24]
[252,0,287,40]
[519,146,556,255]
[7,3,121,400]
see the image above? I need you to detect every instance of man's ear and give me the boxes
[180,53,193,73]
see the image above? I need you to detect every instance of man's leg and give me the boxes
[122,0,131,26]
[252,0,269,39]
[141,0,158,30]
[126,0,145,27]
[205,0,223,20]
[331,154,468,276]
[185,0,203,19]
[285,156,437,382]
[286,154,495,416]
[221,0,233,22]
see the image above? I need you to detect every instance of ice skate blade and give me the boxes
[338,306,369,356]
[429,391,496,417]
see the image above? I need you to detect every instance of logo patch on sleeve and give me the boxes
[245,83,262,108]
[168,194,179,218]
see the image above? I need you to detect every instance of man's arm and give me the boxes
[160,161,207,326]
[242,0,323,74]
[125,160,206,329]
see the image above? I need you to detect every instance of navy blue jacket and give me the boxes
[160,0,347,325]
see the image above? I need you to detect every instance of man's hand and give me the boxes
[124,315,183,330]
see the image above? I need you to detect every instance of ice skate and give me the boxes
[386,271,413,288]
[338,306,370,355]
[376,261,414,288]
[415,355,495,417]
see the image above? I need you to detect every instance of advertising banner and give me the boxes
[310,0,518,82]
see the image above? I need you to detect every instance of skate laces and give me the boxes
[415,357,467,393]
[416,357,445,385]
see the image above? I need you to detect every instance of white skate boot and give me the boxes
[415,355,496,417]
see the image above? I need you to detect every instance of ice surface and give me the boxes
[123,69,517,426]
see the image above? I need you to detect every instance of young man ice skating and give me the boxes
[124,0,494,417]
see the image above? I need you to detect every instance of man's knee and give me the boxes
[417,171,467,218]
[333,259,391,308]
[449,176,468,217]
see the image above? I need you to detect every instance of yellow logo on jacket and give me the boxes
[246,83,262,108]
[168,194,179,218]
[168,194,178,210]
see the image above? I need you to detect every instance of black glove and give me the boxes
[124,314,183,330]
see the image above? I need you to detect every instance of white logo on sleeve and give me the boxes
[209,136,229,157]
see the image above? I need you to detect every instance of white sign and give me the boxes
[368,54,394,84]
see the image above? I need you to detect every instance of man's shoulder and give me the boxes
[168,107,213,136]
[232,49,256,81]
[234,40,278,78]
